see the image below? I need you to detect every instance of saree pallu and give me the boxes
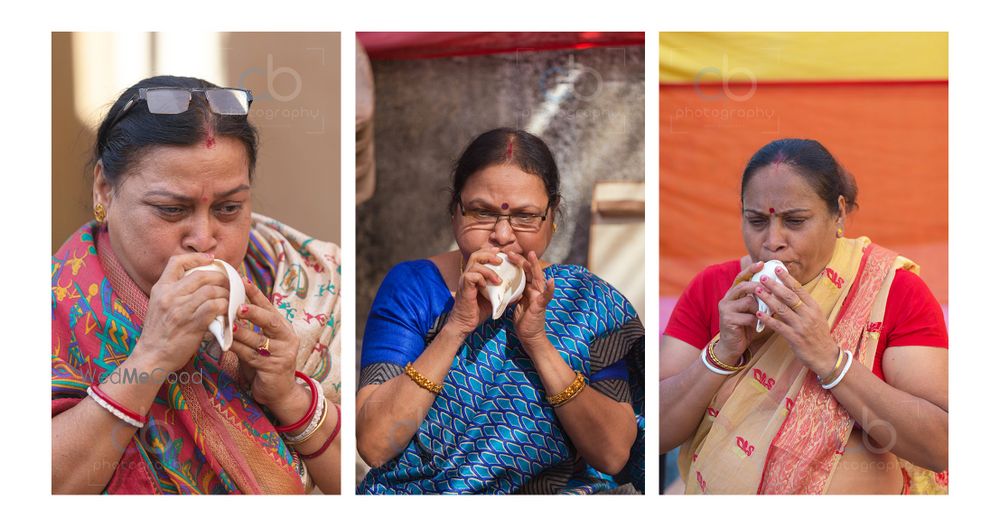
[51,213,341,494]
[358,261,644,494]
[679,236,946,494]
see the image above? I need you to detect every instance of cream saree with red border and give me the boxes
[679,236,933,494]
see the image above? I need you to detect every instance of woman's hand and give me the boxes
[135,252,230,373]
[511,251,555,353]
[714,260,765,364]
[229,277,301,410]
[445,246,502,335]
[754,266,839,375]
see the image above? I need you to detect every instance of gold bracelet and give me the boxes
[707,337,747,372]
[546,371,587,407]
[284,398,330,446]
[819,348,846,386]
[405,362,443,395]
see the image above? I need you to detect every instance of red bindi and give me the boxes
[769,207,775,215]
[501,203,509,210]
[205,134,216,148]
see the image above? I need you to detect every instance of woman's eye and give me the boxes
[747,217,767,227]
[156,205,185,216]
[216,203,243,216]
[784,218,805,226]
[472,210,495,220]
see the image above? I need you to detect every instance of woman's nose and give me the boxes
[762,223,787,253]
[183,215,218,254]
[490,217,518,246]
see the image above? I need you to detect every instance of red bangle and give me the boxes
[705,352,729,370]
[275,371,318,433]
[91,384,146,424]
[299,404,340,460]
[706,339,747,371]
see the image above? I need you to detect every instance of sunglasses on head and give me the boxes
[106,87,254,131]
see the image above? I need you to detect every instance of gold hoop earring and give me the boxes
[94,203,107,223]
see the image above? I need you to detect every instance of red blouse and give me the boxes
[664,260,948,381]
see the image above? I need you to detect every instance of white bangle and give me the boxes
[820,349,854,390]
[87,386,144,428]
[283,378,326,444]
[701,346,739,376]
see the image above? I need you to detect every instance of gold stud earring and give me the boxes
[837,227,844,238]
[94,203,107,223]
[552,223,558,233]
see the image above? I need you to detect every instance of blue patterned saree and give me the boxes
[358,260,644,494]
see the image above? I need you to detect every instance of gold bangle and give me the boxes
[819,348,846,386]
[547,371,587,407]
[284,398,330,446]
[405,362,443,395]
[707,337,747,372]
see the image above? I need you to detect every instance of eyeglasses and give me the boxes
[458,201,550,232]
[107,87,253,131]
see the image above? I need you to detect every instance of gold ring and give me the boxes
[791,298,804,311]
[257,337,271,356]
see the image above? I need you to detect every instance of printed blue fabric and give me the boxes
[359,260,644,494]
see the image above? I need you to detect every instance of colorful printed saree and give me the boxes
[51,213,341,494]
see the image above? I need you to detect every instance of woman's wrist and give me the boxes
[712,338,745,366]
[265,381,313,432]
[110,344,172,389]
[88,348,167,425]
[442,315,473,339]
[811,343,842,378]
[127,340,170,373]
[441,318,474,342]
[518,331,552,355]
[522,338,576,394]
[129,337,200,376]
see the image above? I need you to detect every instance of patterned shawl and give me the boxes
[51,213,341,494]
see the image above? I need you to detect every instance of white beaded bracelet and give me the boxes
[820,349,854,390]
[283,377,327,444]
[87,386,145,428]
[701,346,740,376]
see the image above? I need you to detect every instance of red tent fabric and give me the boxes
[358,32,644,60]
